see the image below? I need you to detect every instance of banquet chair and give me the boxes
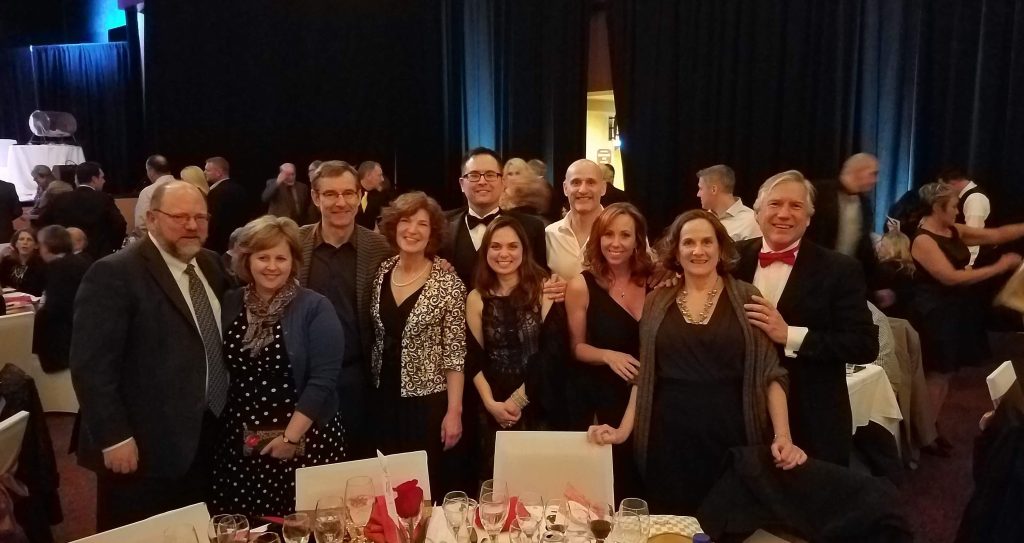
[69,502,210,543]
[0,411,30,475]
[493,431,614,506]
[987,360,1018,404]
[294,450,431,511]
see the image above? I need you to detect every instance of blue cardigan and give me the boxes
[222,286,344,426]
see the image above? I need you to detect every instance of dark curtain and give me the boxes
[30,43,138,193]
[0,47,36,144]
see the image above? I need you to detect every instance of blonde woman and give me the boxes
[180,165,210,195]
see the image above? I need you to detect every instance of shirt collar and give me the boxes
[467,206,500,220]
[760,239,801,254]
[209,178,229,191]
[721,197,746,218]
[148,232,197,276]
[959,181,978,198]
[315,223,359,250]
[155,174,175,185]
[79,184,96,191]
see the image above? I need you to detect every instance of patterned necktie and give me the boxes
[185,263,228,415]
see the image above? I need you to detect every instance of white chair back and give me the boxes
[0,411,30,474]
[493,431,614,506]
[295,450,431,511]
[69,502,211,543]
[987,360,1018,405]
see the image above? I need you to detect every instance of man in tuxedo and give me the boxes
[133,154,176,237]
[297,160,392,459]
[262,162,313,224]
[39,162,127,259]
[0,178,21,243]
[70,181,231,529]
[33,225,90,373]
[354,161,392,230]
[441,147,549,287]
[697,164,761,241]
[737,170,878,466]
[599,163,628,205]
[204,156,250,253]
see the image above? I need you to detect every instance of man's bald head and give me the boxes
[563,159,606,214]
[66,227,87,253]
[279,163,297,186]
[148,181,210,262]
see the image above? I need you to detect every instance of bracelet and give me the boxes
[281,434,299,446]
[773,433,791,442]
[510,390,529,409]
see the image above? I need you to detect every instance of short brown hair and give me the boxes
[233,215,303,285]
[357,161,380,180]
[697,164,736,193]
[378,191,448,258]
[585,203,654,286]
[205,156,230,175]
[313,160,359,190]
[656,209,738,275]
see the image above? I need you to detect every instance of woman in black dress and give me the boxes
[565,203,651,498]
[211,216,347,517]
[1,229,46,296]
[910,182,1024,448]
[466,216,554,479]
[589,210,806,515]
[371,192,466,499]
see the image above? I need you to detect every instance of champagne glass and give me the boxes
[346,476,375,542]
[464,498,479,543]
[515,492,544,543]
[479,490,509,543]
[616,499,649,540]
[586,503,614,543]
[315,496,347,543]
[282,513,312,543]
[479,479,507,500]
[443,491,469,540]
[163,524,200,543]
[252,534,283,543]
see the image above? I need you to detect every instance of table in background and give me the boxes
[847,364,902,437]
[3,144,85,201]
[0,309,78,413]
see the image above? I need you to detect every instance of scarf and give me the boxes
[241,280,298,356]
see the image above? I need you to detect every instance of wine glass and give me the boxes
[608,511,642,543]
[545,498,568,534]
[443,491,469,540]
[252,534,283,543]
[479,490,509,543]
[228,515,250,542]
[315,496,347,543]
[208,514,233,542]
[282,512,312,543]
[586,503,615,543]
[616,499,649,540]
[346,476,375,542]
[515,491,544,543]
[558,499,589,535]
[163,524,200,543]
[479,479,507,500]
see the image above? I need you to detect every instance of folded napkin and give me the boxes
[367,496,428,543]
[474,496,521,533]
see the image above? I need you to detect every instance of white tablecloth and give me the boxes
[4,144,85,200]
[847,364,902,437]
[0,310,79,413]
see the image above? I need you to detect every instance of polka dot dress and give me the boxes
[210,314,346,517]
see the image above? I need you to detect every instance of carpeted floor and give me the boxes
[39,365,999,542]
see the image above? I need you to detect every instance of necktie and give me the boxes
[758,246,799,268]
[360,192,368,212]
[185,264,229,415]
[466,211,500,229]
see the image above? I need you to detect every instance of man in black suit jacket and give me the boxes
[71,181,231,530]
[599,163,629,205]
[737,170,878,466]
[33,225,90,373]
[204,156,251,253]
[38,162,127,259]
[0,178,21,243]
[354,161,393,230]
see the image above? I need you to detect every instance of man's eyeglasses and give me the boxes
[315,189,360,203]
[153,209,211,225]
[461,171,503,183]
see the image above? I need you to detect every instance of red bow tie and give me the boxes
[758,246,798,267]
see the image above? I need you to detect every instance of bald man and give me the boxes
[262,162,313,224]
[545,159,607,279]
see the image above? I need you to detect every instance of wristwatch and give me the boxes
[281,434,299,446]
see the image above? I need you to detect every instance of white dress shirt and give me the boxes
[717,197,762,241]
[466,206,501,250]
[133,175,176,235]
[545,212,590,279]
[751,240,808,358]
[959,181,991,266]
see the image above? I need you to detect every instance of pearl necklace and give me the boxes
[391,261,431,287]
[676,281,720,324]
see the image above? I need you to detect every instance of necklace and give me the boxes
[676,280,720,324]
[391,261,431,287]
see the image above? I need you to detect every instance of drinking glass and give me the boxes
[608,512,642,543]
[586,503,615,543]
[315,496,347,543]
[479,479,507,500]
[515,491,544,543]
[282,512,312,543]
[544,499,568,534]
[558,499,589,535]
[226,515,250,542]
[616,499,649,540]
[346,476,375,542]
[464,498,479,543]
[443,491,469,540]
[208,514,233,542]
[252,534,283,543]
[163,524,200,543]
[479,490,509,543]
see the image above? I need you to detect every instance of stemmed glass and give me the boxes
[479,490,510,543]
[464,498,479,542]
[443,491,469,541]
[346,476,376,543]
[515,492,544,543]
[586,503,615,543]
[251,534,283,543]
[282,512,312,543]
[608,512,642,543]
[315,496,347,543]
[558,499,590,535]
[479,479,508,500]
[616,498,649,541]
[545,499,568,534]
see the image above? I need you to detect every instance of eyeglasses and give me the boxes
[315,189,360,203]
[461,171,503,183]
[153,209,211,225]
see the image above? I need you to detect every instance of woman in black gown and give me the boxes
[371,192,466,499]
[565,203,652,499]
[589,210,806,515]
[0,229,46,296]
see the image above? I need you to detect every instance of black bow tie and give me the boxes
[467,212,500,229]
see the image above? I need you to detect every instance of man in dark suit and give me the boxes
[599,163,628,205]
[297,160,392,459]
[204,156,250,253]
[70,181,231,530]
[441,147,549,287]
[262,162,313,224]
[736,170,878,466]
[0,178,21,243]
[807,153,894,306]
[354,161,393,230]
[38,162,127,259]
[33,225,90,373]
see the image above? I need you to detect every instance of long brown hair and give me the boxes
[584,203,653,286]
[473,215,548,310]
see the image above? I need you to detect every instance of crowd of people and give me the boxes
[2,146,1022,537]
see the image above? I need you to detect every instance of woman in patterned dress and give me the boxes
[211,215,347,517]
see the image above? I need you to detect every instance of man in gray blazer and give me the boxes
[71,181,232,530]
[298,160,392,459]
[263,162,313,224]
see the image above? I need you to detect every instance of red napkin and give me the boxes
[365,496,401,543]
[474,496,521,533]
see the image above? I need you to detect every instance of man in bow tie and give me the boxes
[735,170,878,466]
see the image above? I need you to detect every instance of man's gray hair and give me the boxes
[752,169,816,216]
[697,164,736,193]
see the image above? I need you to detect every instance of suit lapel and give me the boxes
[775,241,818,318]
[354,227,370,321]
[736,239,761,283]
[196,250,227,300]
[139,237,198,328]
